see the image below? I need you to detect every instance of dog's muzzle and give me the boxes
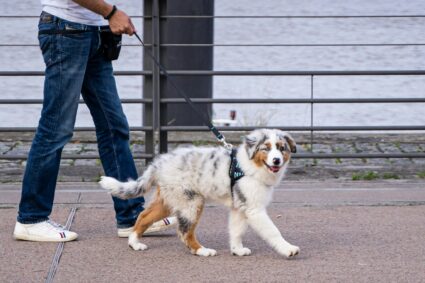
[263,161,282,173]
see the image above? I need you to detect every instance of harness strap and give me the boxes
[229,149,245,196]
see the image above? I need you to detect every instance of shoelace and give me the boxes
[46,220,66,231]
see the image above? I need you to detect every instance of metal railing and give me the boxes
[1,2,425,161]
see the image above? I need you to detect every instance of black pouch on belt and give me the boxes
[100,31,122,60]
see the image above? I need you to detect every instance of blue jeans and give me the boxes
[17,12,144,228]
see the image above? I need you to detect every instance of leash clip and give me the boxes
[219,138,233,151]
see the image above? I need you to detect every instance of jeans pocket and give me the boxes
[38,13,56,63]
[62,22,87,39]
[39,11,54,24]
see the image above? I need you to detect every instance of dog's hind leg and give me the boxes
[128,188,171,251]
[176,202,217,257]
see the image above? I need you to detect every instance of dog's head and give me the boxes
[243,129,296,174]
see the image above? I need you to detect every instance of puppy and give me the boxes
[99,129,300,258]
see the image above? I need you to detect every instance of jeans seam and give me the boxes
[57,33,63,138]
[91,76,122,181]
[95,32,102,57]
[47,20,62,142]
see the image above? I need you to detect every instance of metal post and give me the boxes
[143,0,162,161]
[152,0,161,153]
[158,0,168,154]
[310,75,314,153]
[159,0,214,153]
[143,0,154,163]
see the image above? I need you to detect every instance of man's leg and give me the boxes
[81,39,144,228]
[17,14,90,224]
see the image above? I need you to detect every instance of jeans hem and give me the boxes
[17,217,49,225]
[116,223,135,229]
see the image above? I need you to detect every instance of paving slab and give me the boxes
[53,205,425,282]
[0,208,72,283]
[2,180,425,208]
[275,180,425,206]
[2,181,425,282]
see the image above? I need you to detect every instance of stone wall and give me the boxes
[1,132,424,183]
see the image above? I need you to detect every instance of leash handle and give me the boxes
[134,32,233,150]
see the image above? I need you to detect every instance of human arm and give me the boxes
[72,0,136,35]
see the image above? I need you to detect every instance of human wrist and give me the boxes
[104,5,117,20]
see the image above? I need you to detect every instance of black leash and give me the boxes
[133,32,233,150]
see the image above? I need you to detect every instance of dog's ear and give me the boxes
[278,131,297,153]
[243,131,262,159]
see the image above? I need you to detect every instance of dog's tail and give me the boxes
[99,166,156,199]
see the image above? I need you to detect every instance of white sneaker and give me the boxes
[13,220,78,242]
[117,217,177,238]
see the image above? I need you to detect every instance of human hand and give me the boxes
[108,8,136,35]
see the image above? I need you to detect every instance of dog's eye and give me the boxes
[280,144,288,152]
[260,147,270,152]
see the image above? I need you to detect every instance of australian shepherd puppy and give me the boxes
[99,129,300,258]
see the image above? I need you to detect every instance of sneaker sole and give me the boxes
[13,233,78,242]
[117,230,133,238]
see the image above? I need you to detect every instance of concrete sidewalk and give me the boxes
[1,180,425,282]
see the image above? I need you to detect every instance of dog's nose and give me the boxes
[273,158,281,165]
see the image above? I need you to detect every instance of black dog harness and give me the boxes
[229,149,245,195]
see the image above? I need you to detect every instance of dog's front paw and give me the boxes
[128,232,148,251]
[278,244,300,258]
[231,247,252,256]
[129,242,148,251]
[195,247,217,257]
